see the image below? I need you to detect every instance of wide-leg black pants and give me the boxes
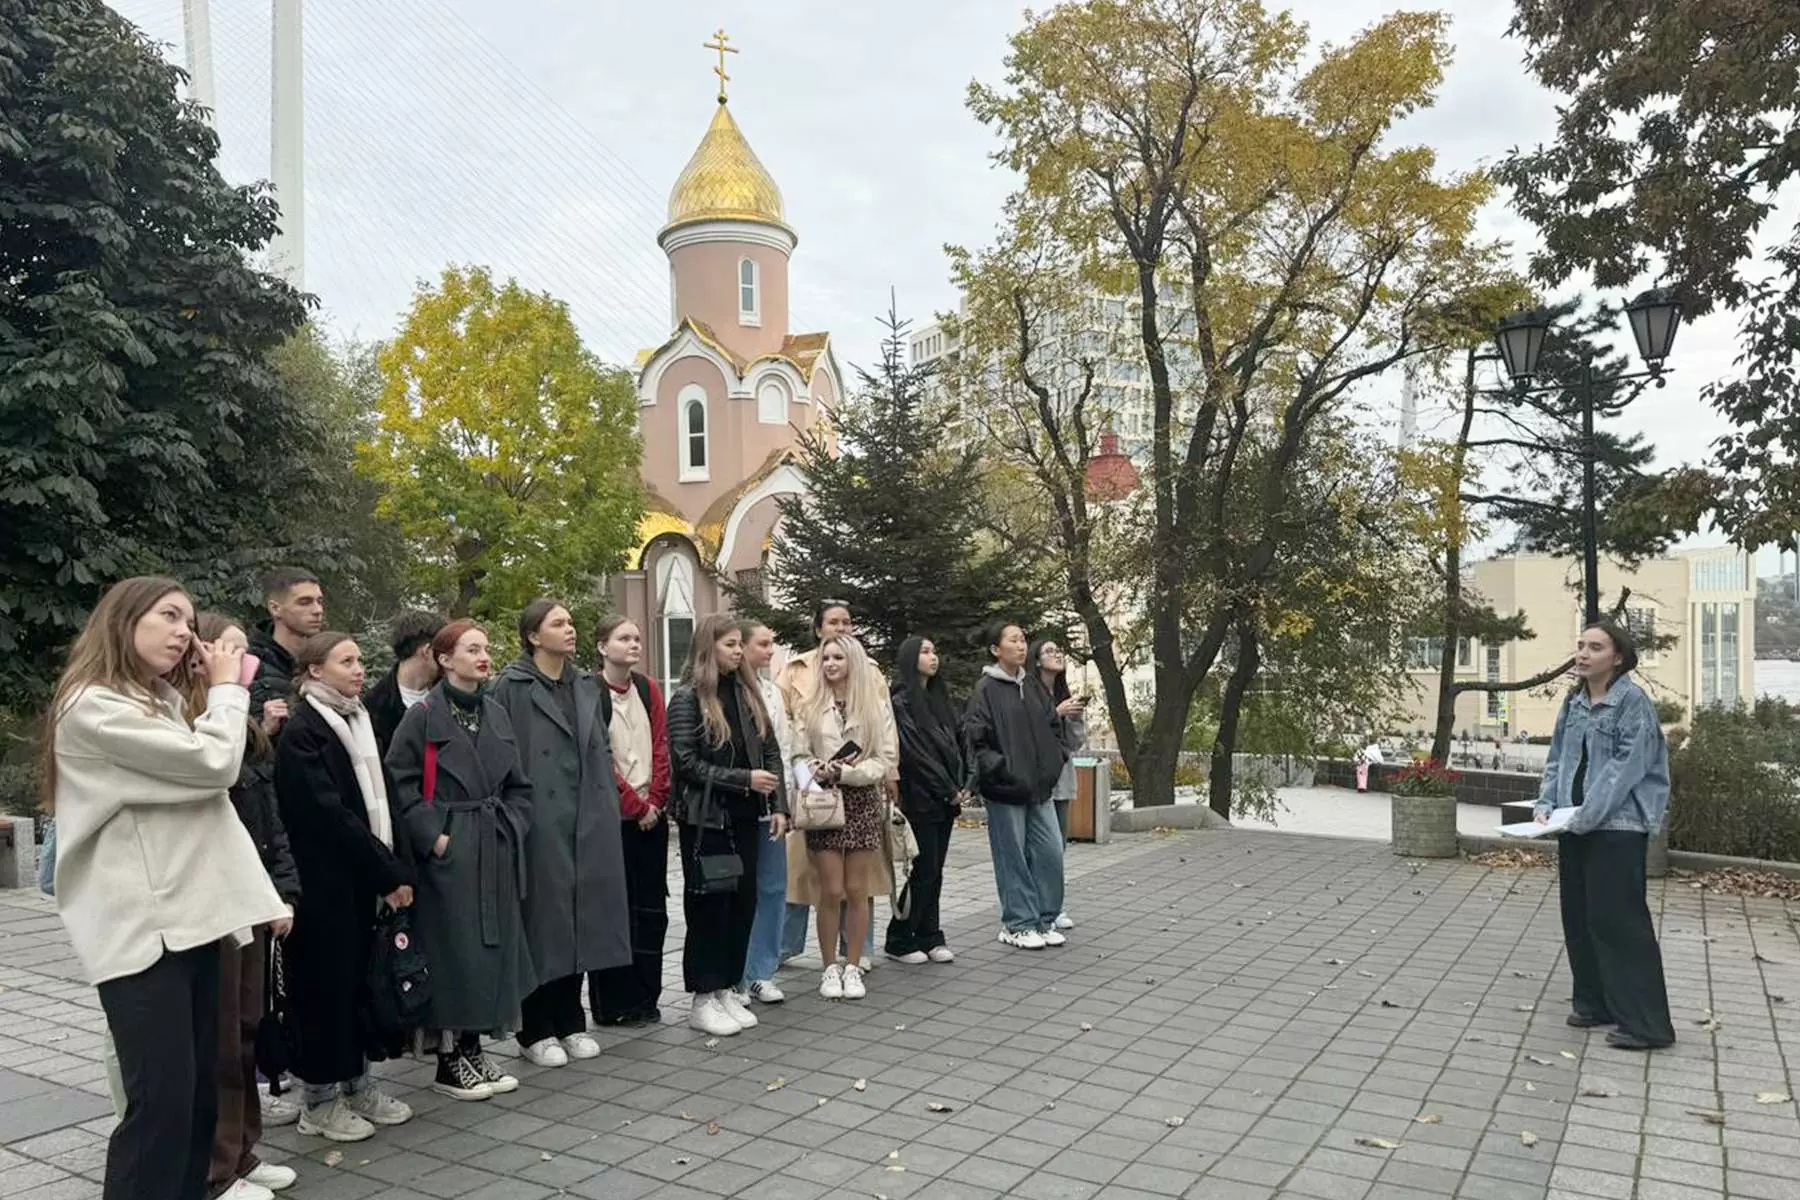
[590,817,670,1022]
[678,812,761,995]
[1558,830,1676,1045]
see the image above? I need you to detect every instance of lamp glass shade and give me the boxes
[1494,311,1549,383]
[1625,288,1682,366]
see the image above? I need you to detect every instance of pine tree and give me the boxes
[731,305,1060,693]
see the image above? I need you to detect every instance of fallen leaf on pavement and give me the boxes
[1755,1091,1792,1104]
[1355,1137,1398,1150]
[323,1151,343,1167]
[1079,1022,1093,1032]
[1690,1109,1726,1125]
[1413,1114,1442,1124]
[765,1077,787,1091]
[1580,1085,1617,1098]
[1164,1116,1185,1127]
[926,1102,954,1113]
[1559,1051,1576,1060]
[1525,1055,1555,1066]
[854,1079,867,1092]
[1520,1131,1539,1147]
[706,1123,720,1136]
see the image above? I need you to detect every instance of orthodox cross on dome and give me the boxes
[704,28,738,104]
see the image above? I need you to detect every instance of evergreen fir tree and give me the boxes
[730,304,1060,693]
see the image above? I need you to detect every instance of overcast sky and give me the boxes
[108,0,1782,572]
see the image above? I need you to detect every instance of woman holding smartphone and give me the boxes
[1532,619,1675,1051]
[1031,638,1086,932]
[45,577,291,1200]
[788,635,898,1001]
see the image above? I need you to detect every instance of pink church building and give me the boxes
[608,89,843,692]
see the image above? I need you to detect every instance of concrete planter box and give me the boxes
[1392,793,1458,858]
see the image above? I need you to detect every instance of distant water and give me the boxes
[1758,660,1800,703]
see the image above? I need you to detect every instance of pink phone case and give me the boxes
[239,653,261,688]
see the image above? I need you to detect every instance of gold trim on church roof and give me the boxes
[637,318,835,390]
[664,103,791,236]
[694,444,799,563]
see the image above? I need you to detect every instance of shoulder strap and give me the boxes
[634,671,652,713]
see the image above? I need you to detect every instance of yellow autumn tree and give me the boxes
[357,266,643,619]
[948,0,1515,811]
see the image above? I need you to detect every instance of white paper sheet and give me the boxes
[1497,806,1576,839]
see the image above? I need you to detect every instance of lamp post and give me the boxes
[1490,289,1684,625]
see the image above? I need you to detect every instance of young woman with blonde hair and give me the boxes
[788,634,898,1000]
[45,577,290,1200]
[667,615,789,1037]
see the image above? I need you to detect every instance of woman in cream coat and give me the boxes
[45,577,290,1200]
[786,635,899,1001]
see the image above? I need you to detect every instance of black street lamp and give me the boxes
[1490,289,1684,625]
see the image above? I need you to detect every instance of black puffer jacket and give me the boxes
[963,665,1067,806]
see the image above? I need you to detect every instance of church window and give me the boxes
[679,385,709,482]
[757,379,787,425]
[655,551,696,696]
[739,258,760,326]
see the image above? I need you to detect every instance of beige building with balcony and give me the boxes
[1401,547,1755,737]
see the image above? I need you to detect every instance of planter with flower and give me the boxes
[1389,760,1460,858]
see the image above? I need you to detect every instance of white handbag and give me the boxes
[791,784,847,831]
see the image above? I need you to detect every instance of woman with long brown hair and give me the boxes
[194,613,301,1198]
[666,615,789,1037]
[45,577,290,1200]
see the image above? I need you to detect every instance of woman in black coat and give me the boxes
[273,632,417,1145]
[884,636,970,964]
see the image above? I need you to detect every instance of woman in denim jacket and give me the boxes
[1532,619,1675,1050]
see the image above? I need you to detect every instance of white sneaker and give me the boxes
[747,980,786,1004]
[820,963,845,999]
[928,946,956,964]
[343,1086,412,1127]
[688,994,740,1037]
[999,928,1047,950]
[887,950,929,965]
[718,989,758,1029]
[259,1085,300,1128]
[221,1180,274,1200]
[297,1097,375,1143]
[841,964,867,1000]
[858,957,876,972]
[1054,912,1075,930]
[523,1038,569,1068]
[244,1163,297,1191]
[1042,928,1067,948]
[560,1033,601,1060]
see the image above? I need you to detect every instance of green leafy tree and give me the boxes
[731,307,1061,694]
[357,266,643,621]
[0,0,309,709]
[1498,0,1800,547]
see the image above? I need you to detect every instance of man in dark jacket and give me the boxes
[964,621,1068,951]
[249,568,325,725]
[365,611,444,756]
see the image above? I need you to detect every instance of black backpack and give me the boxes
[600,671,654,725]
[363,905,431,1061]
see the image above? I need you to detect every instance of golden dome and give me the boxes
[664,102,790,236]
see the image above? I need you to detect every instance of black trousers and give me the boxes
[590,817,670,1022]
[1559,830,1676,1045]
[886,812,953,954]
[519,974,586,1047]
[98,942,222,1200]
[678,811,761,994]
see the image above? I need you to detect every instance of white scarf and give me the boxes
[301,683,394,849]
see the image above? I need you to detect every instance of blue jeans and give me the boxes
[781,900,876,961]
[987,801,1064,932]
[741,821,788,986]
[300,1069,368,1109]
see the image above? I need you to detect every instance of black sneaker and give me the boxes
[433,1054,493,1101]
[469,1050,519,1094]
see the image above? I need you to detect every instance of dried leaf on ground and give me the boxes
[1413,1114,1442,1124]
[323,1151,343,1167]
[765,1077,787,1091]
[703,1037,719,1048]
[1755,1091,1792,1104]
[1519,1131,1540,1147]
[1690,1109,1726,1125]
[854,1079,867,1091]
[1079,1022,1093,1032]
[706,1123,720,1136]
[1580,1085,1617,1098]
[927,1101,955,1113]
[1470,848,1555,870]
[1355,1137,1399,1150]
[673,1156,691,1165]
[1164,1116,1185,1127]
[1559,1051,1577,1060]
[1669,867,1800,901]
[1526,1054,1555,1066]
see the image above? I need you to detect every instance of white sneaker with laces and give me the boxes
[258,1085,300,1128]
[561,1033,601,1060]
[718,989,758,1029]
[344,1085,412,1127]
[858,957,876,972]
[887,950,929,965]
[747,979,786,1004]
[820,963,845,999]
[221,1180,274,1200]
[1041,928,1067,948]
[523,1038,569,1068]
[998,928,1047,950]
[841,963,867,1000]
[243,1163,297,1191]
[928,945,955,964]
[297,1097,375,1142]
[1054,912,1075,931]
[688,993,740,1037]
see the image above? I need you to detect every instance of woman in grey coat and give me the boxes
[387,620,536,1103]
[492,600,631,1069]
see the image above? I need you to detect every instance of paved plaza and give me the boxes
[1,825,1797,1200]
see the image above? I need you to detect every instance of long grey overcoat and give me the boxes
[491,658,631,983]
[386,684,537,1034]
